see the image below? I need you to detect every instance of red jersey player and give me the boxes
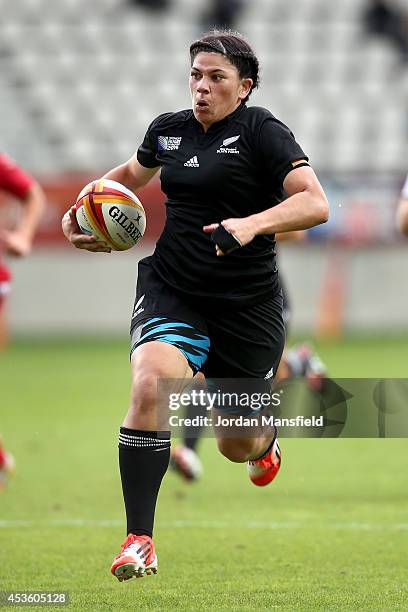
[397,173,408,236]
[0,153,45,333]
[0,152,45,490]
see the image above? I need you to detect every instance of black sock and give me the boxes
[118,427,170,537]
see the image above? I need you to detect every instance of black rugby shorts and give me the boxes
[280,275,291,333]
[130,257,285,379]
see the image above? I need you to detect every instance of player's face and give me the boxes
[190,52,252,131]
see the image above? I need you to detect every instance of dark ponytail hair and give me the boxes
[190,29,260,99]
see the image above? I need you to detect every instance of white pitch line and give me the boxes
[0,519,407,530]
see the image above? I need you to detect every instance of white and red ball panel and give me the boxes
[75,179,146,251]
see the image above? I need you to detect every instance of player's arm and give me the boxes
[275,230,306,242]
[396,174,408,236]
[396,197,408,236]
[102,154,159,193]
[250,165,329,235]
[4,180,46,256]
[0,170,46,257]
[62,155,159,252]
[203,164,328,255]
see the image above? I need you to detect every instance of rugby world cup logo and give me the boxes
[158,136,182,151]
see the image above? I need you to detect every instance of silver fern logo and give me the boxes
[222,135,240,146]
[217,135,240,154]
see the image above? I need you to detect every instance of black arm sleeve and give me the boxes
[258,117,309,189]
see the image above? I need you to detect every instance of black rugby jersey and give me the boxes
[137,103,307,307]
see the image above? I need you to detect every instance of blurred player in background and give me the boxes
[396,173,408,235]
[362,0,408,64]
[0,152,46,489]
[128,0,170,11]
[201,0,247,30]
[62,29,329,581]
[0,437,15,492]
[274,231,327,388]
[171,231,327,481]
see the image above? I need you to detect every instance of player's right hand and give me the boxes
[61,206,111,253]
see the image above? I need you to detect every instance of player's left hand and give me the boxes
[203,217,257,256]
[0,229,32,257]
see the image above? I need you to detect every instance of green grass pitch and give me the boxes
[1,336,407,611]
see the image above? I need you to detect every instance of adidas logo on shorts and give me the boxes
[184,156,199,168]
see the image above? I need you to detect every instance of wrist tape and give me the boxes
[210,225,242,254]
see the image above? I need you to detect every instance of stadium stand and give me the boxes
[0,0,407,174]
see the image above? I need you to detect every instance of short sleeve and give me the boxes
[258,117,308,188]
[0,153,33,199]
[136,113,172,169]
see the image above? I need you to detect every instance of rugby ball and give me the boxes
[75,179,146,251]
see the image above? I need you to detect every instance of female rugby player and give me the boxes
[62,30,329,581]
[0,152,45,489]
[397,173,408,235]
